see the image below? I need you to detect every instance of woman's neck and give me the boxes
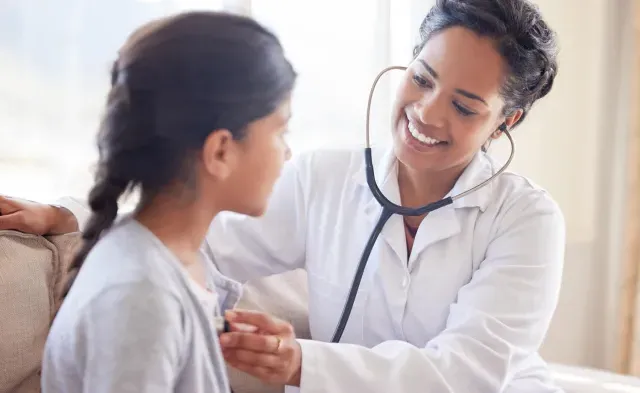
[397,162,465,226]
[135,194,218,267]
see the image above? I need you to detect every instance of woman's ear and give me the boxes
[491,108,523,139]
[504,108,523,130]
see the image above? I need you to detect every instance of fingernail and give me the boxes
[225,310,236,321]
[236,323,258,333]
[219,335,230,345]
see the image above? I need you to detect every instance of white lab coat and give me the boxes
[204,147,566,393]
[61,147,566,393]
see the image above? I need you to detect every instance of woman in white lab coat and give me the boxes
[0,0,564,392]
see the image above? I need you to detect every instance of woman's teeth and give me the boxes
[407,121,442,146]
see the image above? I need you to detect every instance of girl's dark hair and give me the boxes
[414,0,559,126]
[67,12,296,289]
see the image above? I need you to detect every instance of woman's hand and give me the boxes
[0,196,78,235]
[220,309,302,387]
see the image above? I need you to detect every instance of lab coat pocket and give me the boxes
[306,271,372,344]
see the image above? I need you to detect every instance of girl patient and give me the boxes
[41,11,296,393]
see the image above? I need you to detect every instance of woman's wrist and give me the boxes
[286,366,301,387]
[285,340,302,387]
[48,204,79,234]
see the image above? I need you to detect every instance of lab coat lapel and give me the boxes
[354,150,496,266]
[408,152,495,266]
[407,207,460,268]
[358,149,408,264]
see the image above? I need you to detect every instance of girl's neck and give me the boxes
[135,193,219,267]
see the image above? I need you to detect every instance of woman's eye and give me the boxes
[453,102,476,117]
[412,74,432,88]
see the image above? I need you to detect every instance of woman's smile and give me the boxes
[399,112,450,154]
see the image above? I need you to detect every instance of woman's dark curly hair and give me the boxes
[415,0,559,125]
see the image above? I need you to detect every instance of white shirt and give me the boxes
[60,147,566,393]
[187,272,222,328]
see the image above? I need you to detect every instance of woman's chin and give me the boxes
[393,135,436,170]
[395,142,464,177]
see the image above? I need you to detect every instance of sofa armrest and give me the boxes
[0,230,81,393]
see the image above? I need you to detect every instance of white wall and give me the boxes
[487,0,635,370]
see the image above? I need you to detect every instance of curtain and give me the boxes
[621,1,640,376]
[615,0,640,376]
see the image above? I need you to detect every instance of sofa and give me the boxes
[1,229,639,393]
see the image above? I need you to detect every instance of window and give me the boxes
[249,0,434,153]
[1,0,226,201]
[1,0,432,201]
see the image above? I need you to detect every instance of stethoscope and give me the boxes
[330,65,516,343]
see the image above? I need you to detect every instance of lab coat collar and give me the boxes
[447,152,496,212]
[352,148,497,265]
[352,148,496,213]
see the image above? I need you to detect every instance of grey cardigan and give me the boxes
[42,218,231,393]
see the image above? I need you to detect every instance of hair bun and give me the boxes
[537,66,555,99]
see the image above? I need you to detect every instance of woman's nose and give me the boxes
[414,95,446,128]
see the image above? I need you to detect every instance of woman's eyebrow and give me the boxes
[417,59,489,106]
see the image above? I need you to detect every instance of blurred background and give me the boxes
[1,0,639,377]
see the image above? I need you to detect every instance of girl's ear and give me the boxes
[202,129,238,180]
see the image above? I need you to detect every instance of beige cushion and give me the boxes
[0,230,80,393]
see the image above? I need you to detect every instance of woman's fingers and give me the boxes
[0,196,63,235]
[0,211,24,231]
[223,348,282,368]
[220,309,302,386]
[0,195,17,209]
[225,361,281,386]
[225,309,293,335]
[228,321,259,333]
[0,196,22,230]
[220,331,281,353]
